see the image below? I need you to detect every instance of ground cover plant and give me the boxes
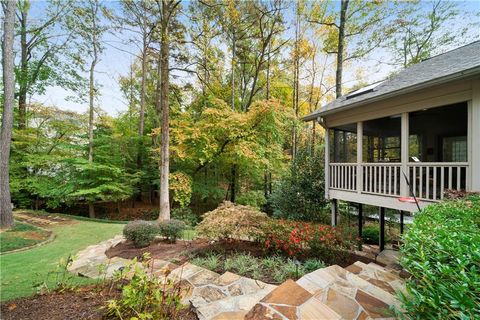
[190,251,325,284]
[399,195,480,319]
[107,255,188,320]
[0,221,50,253]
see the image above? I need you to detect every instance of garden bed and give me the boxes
[105,238,210,262]
[107,238,380,284]
[0,282,196,320]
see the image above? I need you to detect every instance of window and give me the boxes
[443,136,467,162]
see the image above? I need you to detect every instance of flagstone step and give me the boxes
[169,267,277,320]
[346,262,406,295]
[294,264,403,319]
[245,279,342,320]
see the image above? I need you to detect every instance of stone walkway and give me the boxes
[69,236,406,320]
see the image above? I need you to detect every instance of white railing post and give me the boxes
[357,122,363,194]
[400,112,409,196]
[324,128,330,199]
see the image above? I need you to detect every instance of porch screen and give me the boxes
[362,115,401,162]
[329,125,357,163]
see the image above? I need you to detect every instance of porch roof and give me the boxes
[303,41,480,121]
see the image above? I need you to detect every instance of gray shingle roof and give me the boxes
[303,41,480,121]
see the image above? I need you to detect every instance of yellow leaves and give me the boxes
[169,171,192,208]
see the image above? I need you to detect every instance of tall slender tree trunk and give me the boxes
[292,3,300,160]
[87,35,99,218]
[230,164,236,203]
[18,9,28,129]
[136,31,148,202]
[231,30,236,111]
[1,0,16,229]
[158,0,171,221]
[336,0,348,99]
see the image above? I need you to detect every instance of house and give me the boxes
[304,41,480,250]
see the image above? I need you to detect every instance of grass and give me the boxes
[0,221,51,253]
[0,218,124,302]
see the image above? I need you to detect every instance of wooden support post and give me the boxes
[331,199,338,227]
[324,128,330,200]
[400,112,409,196]
[400,210,404,234]
[358,203,363,251]
[357,122,363,194]
[379,207,385,252]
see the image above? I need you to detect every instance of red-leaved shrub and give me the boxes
[261,219,356,259]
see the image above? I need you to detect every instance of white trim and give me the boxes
[326,80,472,127]
[470,79,480,191]
[357,122,363,194]
[329,189,431,213]
[400,112,409,197]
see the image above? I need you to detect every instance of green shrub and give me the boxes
[236,191,267,209]
[158,219,186,243]
[270,148,328,222]
[399,196,480,319]
[196,201,269,241]
[123,220,159,247]
[361,226,381,245]
[107,255,184,319]
[171,207,200,227]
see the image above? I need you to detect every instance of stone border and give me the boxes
[68,235,129,278]
[0,224,55,256]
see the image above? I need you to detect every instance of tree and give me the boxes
[114,0,157,168]
[15,0,80,129]
[308,0,388,97]
[1,0,16,229]
[387,0,477,68]
[154,0,182,221]
[271,145,328,222]
[66,0,108,217]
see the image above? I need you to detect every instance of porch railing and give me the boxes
[329,163,357,192]
[329,162,469,201]
[362,163,401,196]
[408,162,469,200]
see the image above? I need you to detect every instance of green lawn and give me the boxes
[0,221,51,253]
[0,219,124,302]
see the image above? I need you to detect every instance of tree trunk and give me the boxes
[231,30,236,111]
[137,31,147,169]
[18,9,28,129]
[0,0,16,229]
[292,3,300,160]
[88,203,95,218]
[88,56,97,163]
[158,0,171,221]
[230,164,237,203]
[336,0,349,99]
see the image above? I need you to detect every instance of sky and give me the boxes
[27,0,480,116]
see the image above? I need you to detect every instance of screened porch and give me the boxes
[326,102,469,204]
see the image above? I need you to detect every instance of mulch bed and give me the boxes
[108,238,382,269]
[106,238,211,262]
[0,283,197,320]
